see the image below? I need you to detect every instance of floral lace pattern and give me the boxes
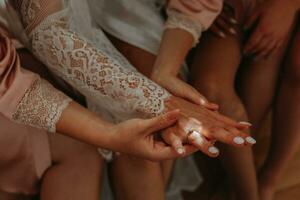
[19,0,41,27]
[12,78,72,133]
[28,11,170,120]
[165,9,203,45]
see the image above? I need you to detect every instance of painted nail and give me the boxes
[233,137,245,145]
[177,147,185,154]
[208,146,219,154]
[246,136,256,144]
[230,18,238,24]
[200,98,207,105]
[239,121,252,126]
[229,28,237,35]
[189,131,204,145]
[219,32,226,38]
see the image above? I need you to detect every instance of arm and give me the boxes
[10,0,255,157]
[150,0,222,107]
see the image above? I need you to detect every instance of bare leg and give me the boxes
[258,24,300,200]
[40,133,103,200]
[111,155,165,200]
[106,34,174,199]
[239,46,288,134]
[190,33,258,200]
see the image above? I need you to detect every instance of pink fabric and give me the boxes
[0,28,51,196]
[0,27,37,119]
[167,0,223,30]
[0,113,51,195]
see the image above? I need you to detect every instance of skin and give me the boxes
[106,30,254,199]
[258,21,300,200]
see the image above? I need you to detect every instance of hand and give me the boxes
[243,0,298,59]
[151,72,218,110]
[162,96,256,157]
[109,110,197,161]
[210,4,239,38]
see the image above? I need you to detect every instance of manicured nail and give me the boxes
[177,147,185,154]
[230,18,238,24]
[208,146,219,154]
[190,131,204,145]
[200,98,207,105]
[229,28,237,35]
[219,32,226,38]
[233,137,245,145]
[246,136,256,144]
[239,121,252,126]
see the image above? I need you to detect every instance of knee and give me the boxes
[196,79,235,103]
[60,143,103,168]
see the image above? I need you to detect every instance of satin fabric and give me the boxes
[0,27,37,118]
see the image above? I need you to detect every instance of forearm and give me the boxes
[56,101,114,149]
[151,28,194,77]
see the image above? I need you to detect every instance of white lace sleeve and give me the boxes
[165,0,223,45]
[13,0,170,120]
[165,9,203,45]
[12,78,72,133]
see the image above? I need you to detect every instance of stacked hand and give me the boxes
[151,68,256,158]
[162,96,255,157]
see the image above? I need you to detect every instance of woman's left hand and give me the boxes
[151,72,218,110]
[243,0,298,59]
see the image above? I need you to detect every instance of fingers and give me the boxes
[187,131,219,157]
[144,109,180,134]
[162,130,185,155]
[210,111,251,130]
[174,80,218,110]
[244,29,264,54]
[210,12,238,38]
[205,126,256,147]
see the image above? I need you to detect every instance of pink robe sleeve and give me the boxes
[165,0,223,43]
[0,28,72,133]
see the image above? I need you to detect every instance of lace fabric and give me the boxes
[21,3,170,121]
[165,9,203,45]
[12,78,72,133]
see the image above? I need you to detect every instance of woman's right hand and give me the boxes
[108,110,198,161]
[162,96,256,157]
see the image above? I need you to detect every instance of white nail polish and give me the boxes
[177,147,185,154]
[190,131,201,139]
[246,137,256,144]
[200,99,206,105]
[233,137,245,145]
[229,28,237,35]
[195,137,204,145]
[208,146,219,154]
[219,32,226,38]
[230,18,238,24]
[239,121,252,126]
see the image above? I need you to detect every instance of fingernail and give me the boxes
[239,121,252,126]
[208,146,219,154]
[246,136,256,144]
[190,130,200,139]
[233,137,245,145]
[229,28,237,35]
[230,18,238,24]
[177,147,185,154]
[219,32,226,38]
[200,98,207,105]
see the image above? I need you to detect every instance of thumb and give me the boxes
[143,110,180,134]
